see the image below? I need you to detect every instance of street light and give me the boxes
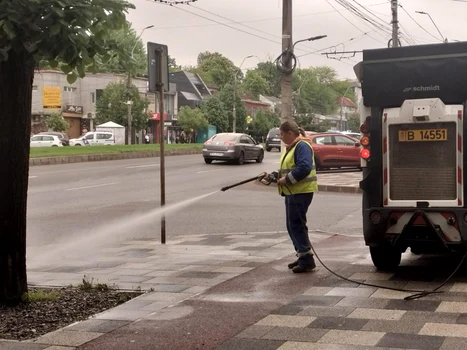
[232,55,255,133]
[293,35,327,50]
[127,25,154,145]
[415,11,447,42]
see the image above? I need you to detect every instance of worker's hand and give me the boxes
[277,177,287,185]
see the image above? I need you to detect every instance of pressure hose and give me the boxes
[220,173,467,300]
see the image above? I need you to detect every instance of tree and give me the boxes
[95,81,149,131]
[196,51,239,89]
[201,96,228,133]
[0,0,133,306]
[254,60,282,97]
[248,109,278,139]
[46,113,68,132]
[243,70,268,99]
[347,112,361,132]
[218,83,247,132]
[94,22,147,76]
[178,106,209,141]
[168,55,180,72]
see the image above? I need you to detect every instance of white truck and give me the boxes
[354,42,467,270]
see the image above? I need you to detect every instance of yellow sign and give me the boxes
[43,86,61,110]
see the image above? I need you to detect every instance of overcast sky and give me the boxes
[127,0,467,80]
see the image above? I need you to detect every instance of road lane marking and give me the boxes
[65,182,119,191]
[29,176,38,179]
[125,164,159,169]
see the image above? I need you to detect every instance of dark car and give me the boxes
[37,131,70,146]
[202,133,264,165]
[265,127,281,152]
[307,133,361,170]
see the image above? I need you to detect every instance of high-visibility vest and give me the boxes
[278,140,318,195]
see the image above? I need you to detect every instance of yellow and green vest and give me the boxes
[278,140,318,195]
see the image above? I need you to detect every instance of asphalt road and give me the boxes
[27,152,362,251]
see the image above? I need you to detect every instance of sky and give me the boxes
[127,0,467,80]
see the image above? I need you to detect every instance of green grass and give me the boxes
[23,289,60,302]
[30,143,203,158]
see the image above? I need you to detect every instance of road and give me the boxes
[27,152,362,257]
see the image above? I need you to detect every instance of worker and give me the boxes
[276,120,318,273]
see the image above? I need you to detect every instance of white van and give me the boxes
[69,132,115,146]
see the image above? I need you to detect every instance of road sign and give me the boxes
[147,42,169,93]
[42,86,61,110]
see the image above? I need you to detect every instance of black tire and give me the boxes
[315,157,322,171]
[256,151,264,163]
[204,158,213,164]
[75,144,81,146]
[266,147,272,152]
[369,244,402,271]
[51,145,58,147]
[236,152,245,165]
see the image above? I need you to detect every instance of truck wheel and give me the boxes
[266,147,272,152]
[369,245,401,271]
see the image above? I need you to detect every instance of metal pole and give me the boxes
[232,73,237,133]
[391,0,399,47]
[280,0,293,151]
[156,49,166,244]
[126,74,132,145]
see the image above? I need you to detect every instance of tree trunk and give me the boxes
[0,49,35,306]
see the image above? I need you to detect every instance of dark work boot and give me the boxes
[287,260,299,269]
[292,257,316,273]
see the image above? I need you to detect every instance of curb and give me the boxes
[318,184,362,194]
[29,149,202,166]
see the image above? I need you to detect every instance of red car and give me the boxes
[307,133,361,170]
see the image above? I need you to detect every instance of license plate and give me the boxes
[210,152,223,156]
[398,129,448,142]
[272,138,280,141]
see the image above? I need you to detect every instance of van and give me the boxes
[69,132,115,146]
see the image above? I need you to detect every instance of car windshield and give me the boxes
[212,134,237,142]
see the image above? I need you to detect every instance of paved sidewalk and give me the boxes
[3,227,467,350]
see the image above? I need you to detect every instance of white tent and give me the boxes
[96,122,125,145]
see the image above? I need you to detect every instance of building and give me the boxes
[241,98,271,118]
[31,70,148,138]
[169,71,211,109]
[146,82,179,143]
[259,95,281,114]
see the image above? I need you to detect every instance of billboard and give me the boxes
[42,86,61,110]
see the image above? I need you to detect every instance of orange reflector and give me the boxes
[361,148,370,159]
[360,136,370,147]
[360,123,370,134]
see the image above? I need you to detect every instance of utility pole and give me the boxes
[280,0,293,148]
[391,0,399,47]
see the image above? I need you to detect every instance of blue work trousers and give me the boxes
[285,192,314,266]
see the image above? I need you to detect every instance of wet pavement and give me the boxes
[3,229,467,350]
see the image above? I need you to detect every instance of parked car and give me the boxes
[202,133,264,165]
[30,135,63,147]
[37,131,69,146]
[69,132,115,146]
[265,127,281,152]
[307,132,361,170]
[341,131,361,139]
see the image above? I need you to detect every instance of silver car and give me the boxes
[202,133,264,165]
